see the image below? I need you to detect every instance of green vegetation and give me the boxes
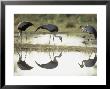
[14,14,97,34]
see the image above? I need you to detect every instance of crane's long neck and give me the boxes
[78,61,84,68]
[53,52,62,62]
[35,26,42,32]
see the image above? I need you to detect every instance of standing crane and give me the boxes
[17,21,33,64]
[17,21,33,41]
[35,24,62,44]
[80,25,97,39]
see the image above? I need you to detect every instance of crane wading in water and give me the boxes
[35,24,62,44]
[17,21,33,42]
[80,24,97,40]
[17,21,33,61]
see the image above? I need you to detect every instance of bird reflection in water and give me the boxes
[78,53,97,68]
[35,52,62,69]
[17,60,33,70]
[17,55,33,70]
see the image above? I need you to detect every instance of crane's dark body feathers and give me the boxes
[35,52,62,69]
[17,59,33,70]
[84,26,97,39]
[78,54,97,68]
[35,60,58,69]
[17,21,33,41]
[17,21,33,31]
[35,24,62,44]
[36,24,58,32]
[83,56,97,67]
[81,25,97,39]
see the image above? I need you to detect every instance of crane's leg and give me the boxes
[49,51,55,61]
[60,36,62,42]
[53,35,54,42]
[15,32,21,58]
[88,34,92,41]
[49,51,52,60]
[49,34,51,44]
[53,32,62,43]
[89,51,93,59]
[53,51,54,58]
[53,34,55,45]
[16,46,21,61]
[83,41,87,53]
[18,55,22,62]
[25,31,27,42]
[53,32,56,46]
[24,48,27,61]
[51,51,55,61]
[20,31,23,60]
[20,31,22,43]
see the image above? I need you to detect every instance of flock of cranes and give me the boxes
[17,21,97,42]
[35,24,62,44]
[17,22,62,44]
[16,21,97,70]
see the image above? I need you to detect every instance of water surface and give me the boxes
[14,51,97,76]
[14,33,96,47]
